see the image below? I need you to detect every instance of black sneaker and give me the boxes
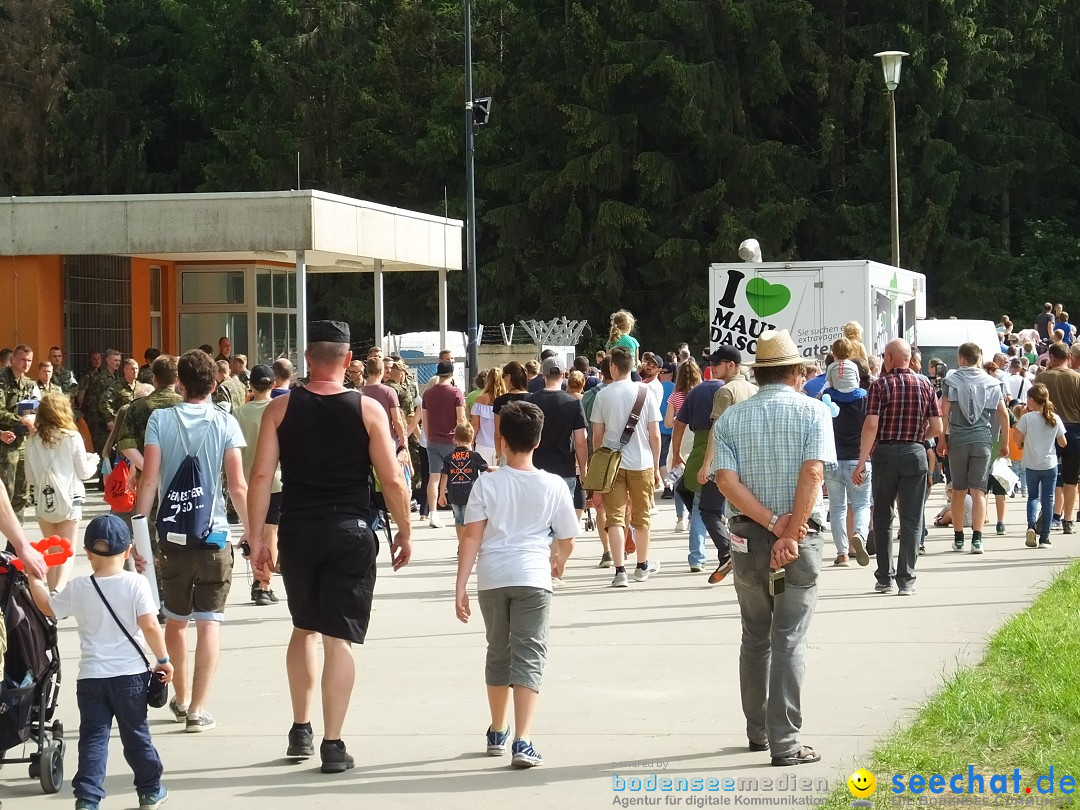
[320,740,355,774]
[1063,521,1074,535]
[661,487,674,499]
[253,589,275,607]
[287,726,315,758]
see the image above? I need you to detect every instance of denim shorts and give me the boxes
[451,503,467,526]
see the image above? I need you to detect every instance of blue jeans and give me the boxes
[1011,461,1027,495]
[1026,467,1057,541]
[688,492,708,567]
[75,674,163,804]
[824,460,872,555]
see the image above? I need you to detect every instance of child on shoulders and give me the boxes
[821,338,867,403]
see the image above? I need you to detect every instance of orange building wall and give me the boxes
[0,255,64,355]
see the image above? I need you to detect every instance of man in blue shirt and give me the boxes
[714,329,835,767]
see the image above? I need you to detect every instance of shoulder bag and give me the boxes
[90,576,168,708]
[582,385,648,495]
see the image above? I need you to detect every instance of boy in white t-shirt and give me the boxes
[454,400,577,769]
[29,515,172,810]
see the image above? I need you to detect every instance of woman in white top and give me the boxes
[470,367,506,466]
[25,392,99,593]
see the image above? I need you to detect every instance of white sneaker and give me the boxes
[551,577,566,589]
[611,571,629,588]
[429,514,443,529]
[649,506,659,516]
[633,560,661,582]
[674,518,686,533]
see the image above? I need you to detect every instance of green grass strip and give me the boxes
[820,559,1080,808]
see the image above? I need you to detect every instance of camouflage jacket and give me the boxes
[82,370,117,423]
[52,366,79,397]
[211,376,247,412]
[100,379,139,422]
[0,368,42,450]
[387,379,415,418]
[37,381,64,398]
[116,386,183,453]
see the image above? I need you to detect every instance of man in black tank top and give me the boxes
[244,320,413,774]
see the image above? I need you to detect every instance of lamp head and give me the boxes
[738,238,762,263]
[873,50,909,91]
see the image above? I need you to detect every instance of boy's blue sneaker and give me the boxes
[138,785,169,809]
[486,725,510,756]
[511,738,543,768]
[75,800,100,810]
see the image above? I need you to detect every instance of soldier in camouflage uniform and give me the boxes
[0,345,42,520]
[212,359,247,412]
[81,349,119,456]
[75,349,103,417]
[384,357,421,491]
[100,358,140,433]
[36,361,63,396]
[48,347,79,404]
[117,355,182,568]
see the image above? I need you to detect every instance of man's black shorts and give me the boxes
[277,515,378,643]
[266,491,282,526]
[1060,424,1080,486]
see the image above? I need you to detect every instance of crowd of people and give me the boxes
[3,299,1079,807]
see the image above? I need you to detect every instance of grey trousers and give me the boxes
[731,521,822,757]
[871,442,928,588]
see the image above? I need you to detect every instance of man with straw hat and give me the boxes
[712,329,836,767]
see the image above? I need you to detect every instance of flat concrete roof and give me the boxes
[1,190,462,273]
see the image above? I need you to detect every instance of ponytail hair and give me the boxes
[608,309,636,346]
[1028,383,1057,428]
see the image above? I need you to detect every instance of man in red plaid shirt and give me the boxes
[854,339,943,595]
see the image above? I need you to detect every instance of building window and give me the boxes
[64,255,131,373]
[255,268,297,363]
[150,265,162,351]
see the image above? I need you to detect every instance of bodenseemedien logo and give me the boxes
[847,768,876,807]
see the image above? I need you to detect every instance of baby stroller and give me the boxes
[0,550,65,793]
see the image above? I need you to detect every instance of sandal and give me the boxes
[771,745,821,766]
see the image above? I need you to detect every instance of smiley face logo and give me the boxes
[848,768,877,801]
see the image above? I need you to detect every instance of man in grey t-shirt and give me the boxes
[939,342,1010,554]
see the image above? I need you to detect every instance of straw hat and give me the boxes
[751,329,802,368]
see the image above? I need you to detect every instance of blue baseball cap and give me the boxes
[84,514,132,557]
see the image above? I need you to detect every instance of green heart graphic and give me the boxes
[745,277,791,318]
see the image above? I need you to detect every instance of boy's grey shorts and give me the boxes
[477,586,552,693]
[949,442,991,492]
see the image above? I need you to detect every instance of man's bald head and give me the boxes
[884,339,912,372]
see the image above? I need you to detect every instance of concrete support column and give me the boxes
[438,266,449,354]
[374,259,385,350]
[295,250,307,377]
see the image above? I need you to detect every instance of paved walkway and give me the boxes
[3,490,1074,809]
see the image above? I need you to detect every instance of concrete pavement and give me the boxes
[2,488,1075,809]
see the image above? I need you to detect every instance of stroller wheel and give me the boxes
[39,741,64,794]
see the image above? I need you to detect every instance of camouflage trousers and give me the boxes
[87,419,111,455]
[0,446,28,520]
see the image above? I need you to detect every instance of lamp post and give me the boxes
[874,50,908,268]
[464,0,479,381]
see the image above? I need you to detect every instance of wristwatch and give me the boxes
[767,513,779,533]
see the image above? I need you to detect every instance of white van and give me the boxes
[914,319,1002,367]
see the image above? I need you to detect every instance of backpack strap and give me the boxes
[172,407,213,459]
[90,576,150,672]
[618,385,649,448]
